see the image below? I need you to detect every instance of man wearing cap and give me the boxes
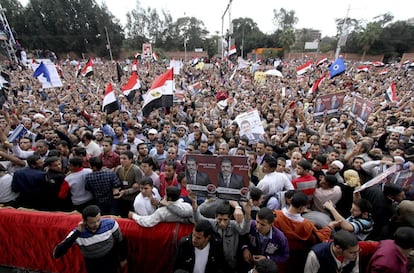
[325,160,345,184]
[143,128,156,150]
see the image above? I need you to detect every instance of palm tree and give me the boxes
[358,22,382,61]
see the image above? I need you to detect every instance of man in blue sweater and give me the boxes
[53,205,127,273]
[304,230,359,273]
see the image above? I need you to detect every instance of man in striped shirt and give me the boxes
[53,205,127,273]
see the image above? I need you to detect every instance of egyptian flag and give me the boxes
[311,74,326,93]
[296,60,313,75]
[131,59,138,72]
[152,52,158,62]
[379,68,388,75]
[81,58,93,77]
[372,61,385,67]
[102,83,119,114]
[142,68,174,116]
[357,65,369,73]
[385,82,397,103]
[116,62,123,82]
[229,44,237,56]
[121,72,141,104]
[56,64,64,79]
[316,57,328,66]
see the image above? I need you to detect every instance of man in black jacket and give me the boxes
[174,220,229,273]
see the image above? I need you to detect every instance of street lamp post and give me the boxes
[221,0,233,59]
[184,37,188,62]
[104,26,113,61]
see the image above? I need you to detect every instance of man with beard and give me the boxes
[136,142,150,166]
[125,129,143,156]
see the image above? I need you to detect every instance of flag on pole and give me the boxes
[121,72,141,104]
[329,58,346,78]
[152,52,158,61]
[296,60,313,75]
[378,68,388,75]
[142,68,174,116]
[81,58,93,77]
[385,82,397,102]
[7,124,27,143]
[131,59,138,72]
[102,83,119,114]
[311,74,326,93]
[316,57,328,66]
[229,44,237,56]
[357,65,370,73]
[372,61,385,67]
[33,62,51,82]
[237,57,250,70]
[116,62,123,83]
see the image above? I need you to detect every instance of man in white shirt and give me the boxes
[133,177,161,216]
[257,156,294,198]
[174,220,230,273]
[128,186,193,227]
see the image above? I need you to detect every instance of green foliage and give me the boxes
[1,0,124,58]
[1,0,413,60]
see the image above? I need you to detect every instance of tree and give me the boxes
[10,0,123,57]
[357,22,382,60]
[279,28,295,52]
[273,8,298,32]
[231,17,265,57]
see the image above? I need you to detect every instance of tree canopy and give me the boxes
[1,0,413,60]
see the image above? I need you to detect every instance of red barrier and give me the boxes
[0,208,194,273]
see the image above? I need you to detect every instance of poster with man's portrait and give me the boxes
[349,96,374,125]
[235,109,265,145]
[313,92,345,117]
[185,154,249,201]
[142,43,152,58]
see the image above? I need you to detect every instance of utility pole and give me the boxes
[104,26,113,61]
[221,0,233,59]
[335,5,350,60]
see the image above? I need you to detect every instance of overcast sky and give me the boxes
[19,0,413,37]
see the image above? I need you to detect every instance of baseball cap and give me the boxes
[148,129,158,135]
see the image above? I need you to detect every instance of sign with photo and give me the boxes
[185,154,249,201]
[235,109,265,145]
[313,92,346,117]
[142,43,152,58]
[349,95,374,125]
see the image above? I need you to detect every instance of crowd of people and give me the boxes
[1,53,414,273]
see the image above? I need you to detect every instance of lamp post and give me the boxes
[104,26,113,61]
[184,36,188,62]
[221,0,233,59]
[334,5,350,60]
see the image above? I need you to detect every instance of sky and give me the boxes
[99,0,413,37]
[19,0,413,37]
